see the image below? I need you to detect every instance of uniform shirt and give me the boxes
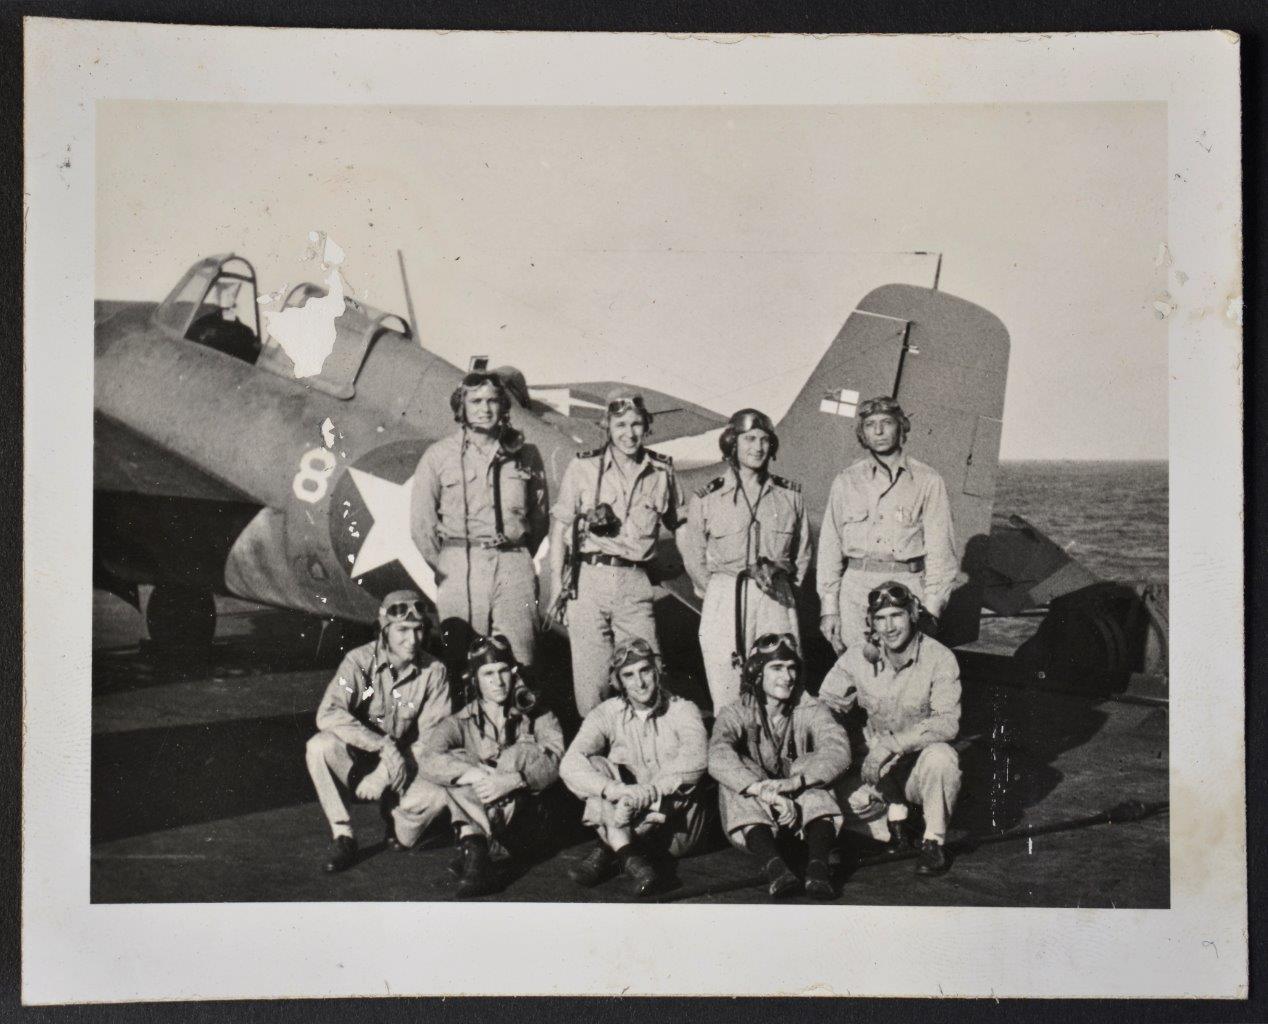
[708,694,851,793]
[818,632,961,754]
[560,694,708,799]
[417,700,566,793]
[550,447,684,564]
[314,641,451,755]
[815,451,959,614]
[680,470,812,594]
[409,430,548,570]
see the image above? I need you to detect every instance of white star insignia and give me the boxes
[345,467,437,600]
[528,387,607,418]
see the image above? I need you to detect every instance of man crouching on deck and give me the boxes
[818,581,962,875]
[708,633,851,899]
[559,638,710,897]
[417,634,565,897]
[305,591,451,874]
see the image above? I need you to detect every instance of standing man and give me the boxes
[545,387,684,717]
[410,371,548,672]
[816,396,958,654]
[680,408,812,712]
[559,638,710,897]
[417,634,565,897]
[708,633,851,899]
[305,590,452,873]
[819,581,963,875]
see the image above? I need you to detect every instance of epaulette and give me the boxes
[646,449,673,465]
[575,447,606,459]
[770,474,802,493]
[695,476,726,500]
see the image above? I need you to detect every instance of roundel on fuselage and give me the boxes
[327,438,437,601]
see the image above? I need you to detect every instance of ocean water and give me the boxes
[975,460,1168,651]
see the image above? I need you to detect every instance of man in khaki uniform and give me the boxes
[819,581,962,875]
[559,638,710,897]
[410,371,548,671]
[417,634,565,897]
[546,387,684,716]
[680,408,812,713]
[305,591,452,873]
[816,396,958,654]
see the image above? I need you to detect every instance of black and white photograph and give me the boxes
[23,22,1245,1001]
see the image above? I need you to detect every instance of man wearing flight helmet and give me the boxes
[559,638,709,896]
[819,581,962,875]
[546,386,685,716]
[680,408,812,712]
[305,590,452,873]
[417,634,565,897]
[708,633,851,899]
[410,370,548,673]
[816,395,958,654]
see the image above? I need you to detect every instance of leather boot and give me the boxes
[456,835,497,897]
[323,835,357,874]
[622,850,661,897]
[804,859,835,900]
[915,839,951,875]
[763,856,800,898]
[568,842,620,887]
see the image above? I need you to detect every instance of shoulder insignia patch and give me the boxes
[695,476,726,499]
[646,449,673,465]
[575,447,606,459]
[770,474,802,492]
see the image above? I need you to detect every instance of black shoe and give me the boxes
[804,859,835,900]
[915,839,950,875]
[763,856,800,898]
[887,818,916,853]
[323,835,357,873]
[448,850,465,878]
[622,851,661,897]
[569,843,620,887]
[456,835,496,897]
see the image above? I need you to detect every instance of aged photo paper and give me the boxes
[23,21,1244,1000]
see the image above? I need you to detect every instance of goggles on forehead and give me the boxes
[733,411,775,435]
[867,582,917,613]
[382,599,427,623]
[606,396,648,417]
[461,371,505,391]
[749,632,798,657]
[468,633,514,658]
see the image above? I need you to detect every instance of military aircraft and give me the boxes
[94,250,1161,690]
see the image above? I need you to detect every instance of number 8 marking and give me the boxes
[293,447,337,503]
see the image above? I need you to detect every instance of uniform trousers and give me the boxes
[579,755,708,858]
[568,562,658,716]
[305,731,448,845]
[835,741,961,844]
[437,545,538,667]
[719,782,842,850]
[433,742,551,840]
[699,572,800,713]
[835,567,926,651]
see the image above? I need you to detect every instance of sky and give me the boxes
[96,101,1168,459]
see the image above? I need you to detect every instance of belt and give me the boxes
[441,538,525,552]
[847,555,925,573]
[579,551,646,569]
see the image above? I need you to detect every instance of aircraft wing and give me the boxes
[527,381,728,446]
[95,412,255,503]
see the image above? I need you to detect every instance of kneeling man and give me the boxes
[305,591,452,873]
[418,634,565,897]
[819,581,962,875]
[709,634,851,899]
[560,638,709,896]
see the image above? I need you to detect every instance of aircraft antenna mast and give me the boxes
[931,252,943,291]
[397,249,421,347]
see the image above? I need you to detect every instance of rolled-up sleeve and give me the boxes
[791,703,853,785]
[315,654,384,752]
[791,493,813,588]
[816,475,847,605]
[893,651,961,753]
[560,706,615,800]
[409,447,444,572]
[920,473,959,618]
[707,705,764,794]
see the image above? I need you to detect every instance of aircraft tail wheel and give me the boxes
[146,586,216,650]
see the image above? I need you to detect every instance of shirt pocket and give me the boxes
[837,504,870,554]
[498,464,532,520]
[708,517,751,566]
[761,505,797,562]
[626,498,664,541]
[888,500,924,559]
[439,465,480,523]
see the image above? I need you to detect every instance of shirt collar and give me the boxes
[880,632,923,673]
[868,449,909,482]
[603,447,652,481]
[375,653,421,687]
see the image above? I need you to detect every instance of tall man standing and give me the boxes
[546,387,684,717]
[816,396,958,654]
[410,371,548,672]
[680,409,812,713]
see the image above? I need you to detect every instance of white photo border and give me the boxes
[22,21,1245,1001]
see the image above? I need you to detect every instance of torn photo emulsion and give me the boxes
[23,22,1244,1001]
